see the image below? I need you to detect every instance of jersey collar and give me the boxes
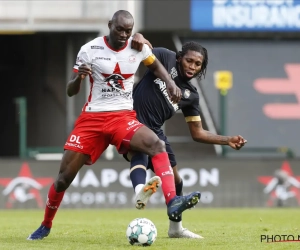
[104,36,128,52]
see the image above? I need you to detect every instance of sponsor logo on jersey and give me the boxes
[170,67,178,79]
[91,46,104,49]
[101,88,122,92]
[154,78,179,111]
[101,91,132,99]
[94,57,111,61]
[101,87,132,98]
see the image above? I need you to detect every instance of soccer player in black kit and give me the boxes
[125,40,247,238]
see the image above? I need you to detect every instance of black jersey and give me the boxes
[133,47,201,132]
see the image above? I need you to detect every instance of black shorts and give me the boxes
[123,129,177,171]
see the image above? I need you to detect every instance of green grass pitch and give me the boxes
[0,208,299,250]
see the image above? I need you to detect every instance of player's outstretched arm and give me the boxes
[146,59,182,103]
[67,64,91,97]
[187,120,247,150]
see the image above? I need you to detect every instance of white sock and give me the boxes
[135,184,144,195]
[169,220,182,232]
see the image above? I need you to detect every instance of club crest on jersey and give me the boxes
[128,55,136,63]
[105,74,125,90]
[184,89,191,98]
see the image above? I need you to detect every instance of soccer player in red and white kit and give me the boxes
[27,10,201,240]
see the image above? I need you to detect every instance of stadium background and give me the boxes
[0,0,300,210]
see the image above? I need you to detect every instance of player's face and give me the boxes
[179,50,203,80]
[109,16,134,49]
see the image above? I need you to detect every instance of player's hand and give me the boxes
[131,33,153,52]
[166,80,182,103]
[78,64,92,80]
[228,135,247,150]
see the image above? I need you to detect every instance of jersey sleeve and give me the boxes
[73,47,90,72]
[182,97,202,122]
[141,44,156,66]
[152,47,175,67]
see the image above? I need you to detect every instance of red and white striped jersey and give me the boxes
[73,36,155,112]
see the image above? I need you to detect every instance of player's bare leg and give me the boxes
[135,176,162,209]
[27,150,88,240]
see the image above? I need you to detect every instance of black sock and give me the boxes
[176,180,183,196]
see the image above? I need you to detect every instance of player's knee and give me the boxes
[151,139,166,155]
[55,176,71,192]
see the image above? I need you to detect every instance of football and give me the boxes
[126,218,157,246]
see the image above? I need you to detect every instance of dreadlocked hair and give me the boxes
[176,41,208,80]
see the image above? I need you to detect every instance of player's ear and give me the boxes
[108,20,112,29]
[176,51,182,62]
[176,56,182,63]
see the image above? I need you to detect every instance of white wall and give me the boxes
[0,0,144,33]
